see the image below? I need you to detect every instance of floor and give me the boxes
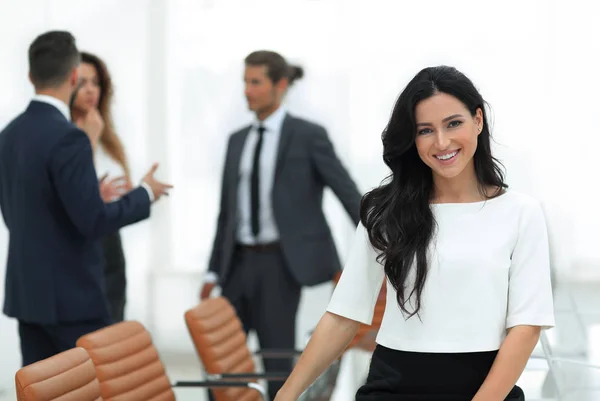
[1,281,599,401]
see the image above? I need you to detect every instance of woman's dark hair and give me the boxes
[77,52,130,179]
[245,50,304,86]
[360,65,506,319]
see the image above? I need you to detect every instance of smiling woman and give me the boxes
[273,66,555,401]
[414,94,486,198]
[416,104,481,172]
[359,67,508,323]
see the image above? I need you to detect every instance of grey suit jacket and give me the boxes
[208,113,362,287]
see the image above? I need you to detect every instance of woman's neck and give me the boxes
[431,163,486,203]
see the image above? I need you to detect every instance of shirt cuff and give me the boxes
[204,272,219,284]
[141,182,155,202]
[506,314,556,331]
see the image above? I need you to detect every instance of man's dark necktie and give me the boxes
[250,125,265,237]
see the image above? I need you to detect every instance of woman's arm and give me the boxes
[475,200,554,400]
[275,223,383,400]
[471,325,541,401]
[274,311,360,401]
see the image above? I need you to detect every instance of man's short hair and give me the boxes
[28,31,80,89]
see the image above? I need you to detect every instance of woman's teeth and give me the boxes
[436,151,458,160]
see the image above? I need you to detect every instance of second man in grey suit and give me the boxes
[201,50,361,400]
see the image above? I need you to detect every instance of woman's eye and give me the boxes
[448,120,463,128]
[418,128,432,135]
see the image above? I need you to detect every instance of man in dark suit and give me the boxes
[200,50,361,399]
[0,31,172,366]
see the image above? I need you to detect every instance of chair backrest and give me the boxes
[185,297,260,401]
[333,274,386,352]
[15,347,102,401]
[76,321,175,401]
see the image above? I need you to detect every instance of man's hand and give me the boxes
[142,163,173,201]
[200,283,216,300]
[99,174,132,202]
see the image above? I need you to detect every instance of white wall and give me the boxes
[0,0,599,394]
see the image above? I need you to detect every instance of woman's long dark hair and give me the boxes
[76,52,131,180]
[360,66,506,319]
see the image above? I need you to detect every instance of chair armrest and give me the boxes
[172,380,266,400]
[255,348,303,359]
[209,372,289,381]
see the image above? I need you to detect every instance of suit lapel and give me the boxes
[275,114,294,182]
[228,127,251,198]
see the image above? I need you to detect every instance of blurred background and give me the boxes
[1,0,600,399]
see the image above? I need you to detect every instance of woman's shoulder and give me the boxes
[485,189,546,224]
[497,189,542,209]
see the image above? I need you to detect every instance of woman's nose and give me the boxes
[435,131,451,149]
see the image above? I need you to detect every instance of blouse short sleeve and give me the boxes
[506,200,555,330]
[326,223,386,325]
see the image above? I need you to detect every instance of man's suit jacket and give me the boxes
[208,113,362,287]
[0,101,151,325]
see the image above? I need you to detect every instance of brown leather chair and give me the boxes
[77,320,265,401]
[185,297,342,401]
[185,297,293,401]
[15,347,102,401]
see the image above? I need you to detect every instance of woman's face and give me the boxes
[414,92,483,181]
[73,62,101,112]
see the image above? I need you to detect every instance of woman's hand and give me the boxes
[274,312,360,400]
[75,108,104,148]
[273,390,296,401]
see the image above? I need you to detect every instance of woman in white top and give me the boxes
[274,66,555,401]
[71,52,133,323]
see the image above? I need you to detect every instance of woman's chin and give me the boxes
[431,165,465,180]
[74,102,94,112]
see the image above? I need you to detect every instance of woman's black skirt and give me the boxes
[102,230,126,323]
[356,345,525,401]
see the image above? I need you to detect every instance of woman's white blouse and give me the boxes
[95,145,125,179]
[327,190,555,353]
